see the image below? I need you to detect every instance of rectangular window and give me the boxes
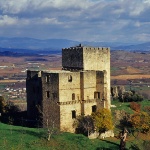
[72,110,76,119]
[46,91,50,98]
[92,105,97,112]
[72,93,75,100]
[68,75,72,82]
[94,92,100,99]
[46,75,50,83]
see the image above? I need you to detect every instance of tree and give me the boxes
[119,128,129,150]
[92,108,113,134]
[121,91,143,102]
[0,96,6,114]
[73,115,94,137]
[130,102,141,112]
[5,101,21,114]
[130,111,150,134]
[37,100,59,140]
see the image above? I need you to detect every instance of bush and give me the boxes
[120,91,144,102]
[132,94,144,102]
[73,115,94,136]
[92,108,113,134]
[144,106,150,115]
[0,96,6,113]
[130,102,141,112]
[114,110,131,127]
[130,112,150,134]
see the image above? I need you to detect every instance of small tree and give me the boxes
[73,115,94,137]
[92,108,113,135]
[130,112,150,134]
[130,102,141,112]
[37,100,59,141]
[0,96,6,114]
[5,101,21,114]
[121,91,143,102]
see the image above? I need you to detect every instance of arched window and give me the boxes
[72,93,75,100]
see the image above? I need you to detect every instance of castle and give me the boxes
[26,44,110,132]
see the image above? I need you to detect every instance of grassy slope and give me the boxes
[111,100,150,148]
[1,100,150,150]
[111,99,150,113]
[0,123,119,150]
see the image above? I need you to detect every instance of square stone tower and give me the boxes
[62,44,110,107]
[26,44,110,132]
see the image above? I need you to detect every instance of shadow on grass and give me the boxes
[4,128,45,139]
[95,139,120,150]
[102,139,119,146]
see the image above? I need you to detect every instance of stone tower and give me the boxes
[62,45,110,107]
[26,44,110,132]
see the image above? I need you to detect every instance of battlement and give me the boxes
[62,44,110,71]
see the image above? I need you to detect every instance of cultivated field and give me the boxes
[0,50,150,100]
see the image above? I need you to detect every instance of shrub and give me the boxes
[0,96,6,113]
[73,115,94,136]
[120,91,144,102]
[114,110,131,129]
[130,112,150,134]
[132,94,144,102]
[130,102,141,112]
[144,106,150,115]
[92,108,113,134]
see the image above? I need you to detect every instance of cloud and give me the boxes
[0,0,149,43]
[0,15,18,26]
[0,0,93,14]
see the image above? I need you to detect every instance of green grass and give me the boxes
[1,100,150,150]
[111,100,134,114]
[139,99,150,110]
[0,83,6,90]
[111,99,150,113]
[0,123,120,150]
[1,122,147,150]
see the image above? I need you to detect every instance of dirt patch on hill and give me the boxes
[111,74,150,80]
[125,66,141,74]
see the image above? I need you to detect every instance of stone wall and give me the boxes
[88,130,114,139]
[62,47,83,70]
[41,72,60,128]
[26,70,42,119]
[59,72,81,102]
[62,46,110,109]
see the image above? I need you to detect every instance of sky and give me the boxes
[0,0,150,43]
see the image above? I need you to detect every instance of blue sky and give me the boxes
[0,0,150,43]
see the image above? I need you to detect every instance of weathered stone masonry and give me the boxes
[26,44,110,132]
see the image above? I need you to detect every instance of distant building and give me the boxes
[26,44,110,132]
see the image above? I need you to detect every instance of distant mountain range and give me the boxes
[0,37,149,54]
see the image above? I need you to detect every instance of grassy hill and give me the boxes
[0,122,119,150]
[1,100,150,150]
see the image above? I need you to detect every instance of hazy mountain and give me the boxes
[112,42,150,51]
[0,37,149,53]
[0,37,79,50]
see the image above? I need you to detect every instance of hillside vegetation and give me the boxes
[1,100,150,150]
[0,123,120,150]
